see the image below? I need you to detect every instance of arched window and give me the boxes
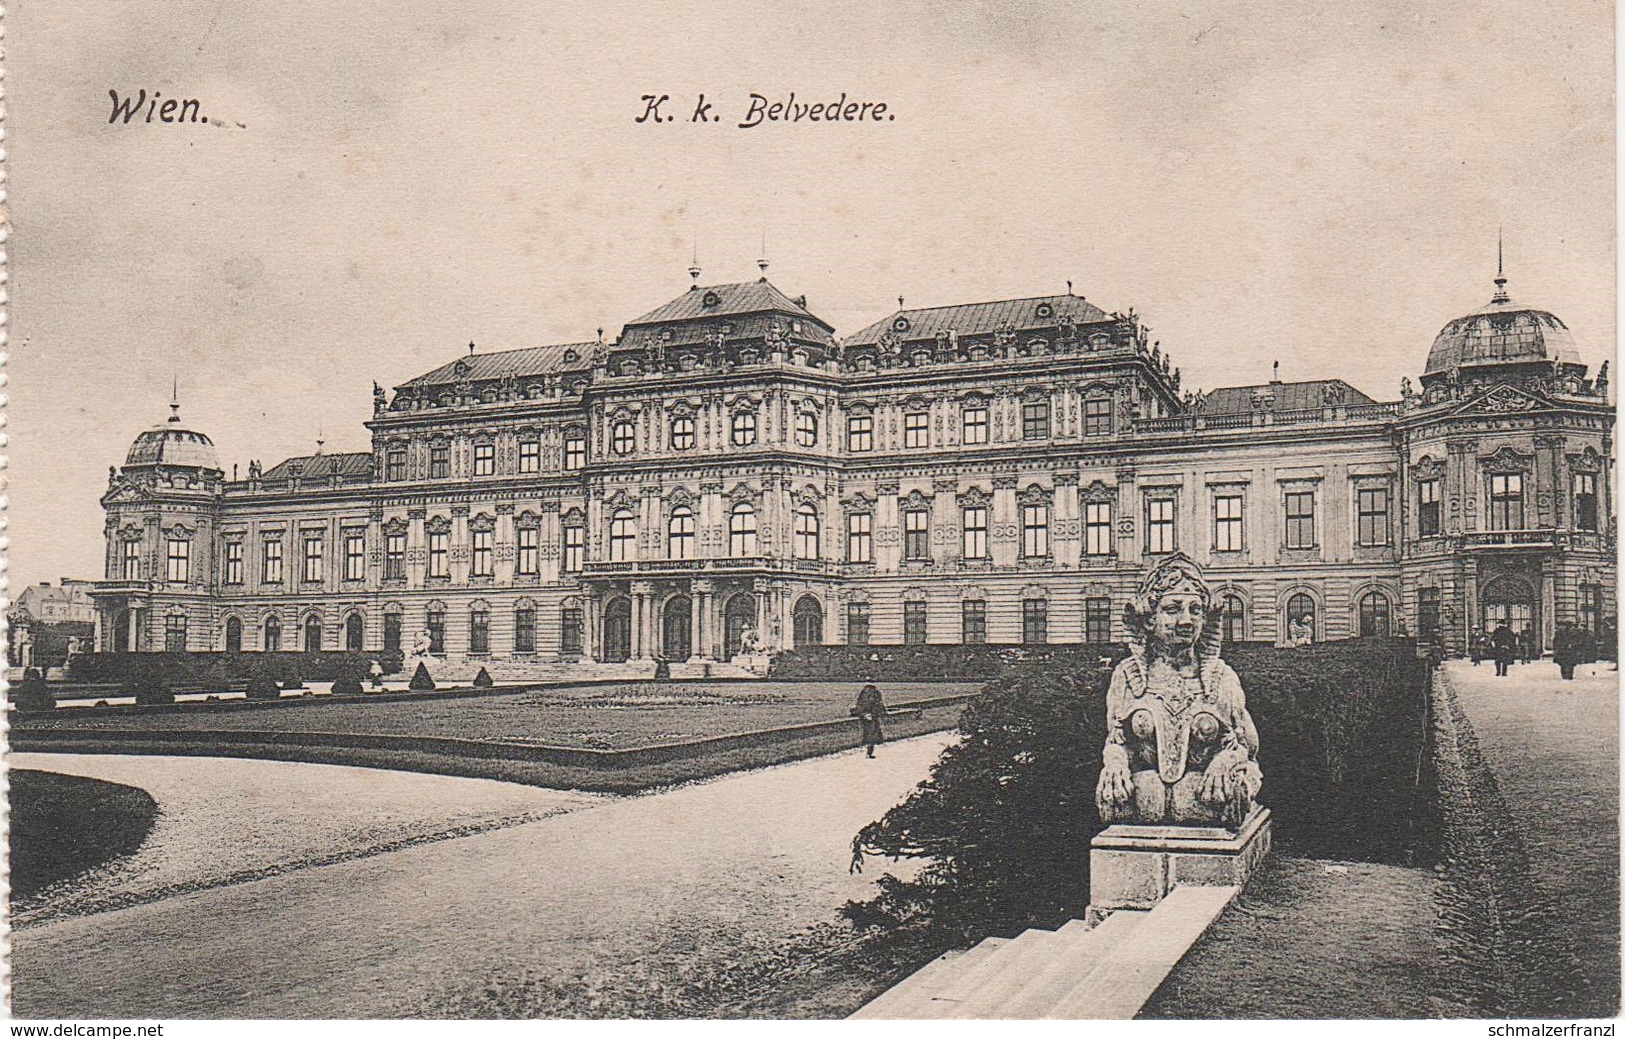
[1220,594,1246,643]
[609,509,637,562]
[668,506,695,559]
[304,614,323,653]
[1286,593,1316,643]
[344,613,364,652]
[611,420,636,456]
[731,411,758,447]
[263,615,282,652]
[1358,591,1392,637]
[225,616,243,654]
[794,503,820,560]
[729,503,758,556]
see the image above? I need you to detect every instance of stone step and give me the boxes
[996,908,1147,1019]
[923,918,1095,1019]
[848,937,1010,1019]
[1041,885,1238,1020]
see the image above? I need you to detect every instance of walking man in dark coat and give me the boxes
[1490,621,1517,677]
[852,683,886,758]
[1553,622,1584,681]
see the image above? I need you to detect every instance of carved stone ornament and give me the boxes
[1475,385,1539,413]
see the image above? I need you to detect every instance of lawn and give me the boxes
[16,681,972,748]
[9,770,160,901]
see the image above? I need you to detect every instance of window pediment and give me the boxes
[425,515,452,535]
[1481,446,1533,473]
[469,512,497,533]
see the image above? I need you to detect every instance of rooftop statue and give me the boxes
[1096,553,1262,828]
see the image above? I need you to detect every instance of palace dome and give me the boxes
[1424,273,1580,376]
[125,405,221,471]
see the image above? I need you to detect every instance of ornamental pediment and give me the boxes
[1453,383,1545,417]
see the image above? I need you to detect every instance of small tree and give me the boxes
[245,668,282,701]
[122,660,176,707]
[472,666,494,688]
[329,666,365,696]
[408,662,437,691]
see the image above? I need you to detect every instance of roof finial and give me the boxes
[689,240,702,290]
[898,295,905,310]
[1271,360,1281,384]
[169,376,181,423]
[1492,227,1510,304]
[758,228,769,279]
[468,340,476,356]
[1066,279,1074,295]
[315,423,325,455]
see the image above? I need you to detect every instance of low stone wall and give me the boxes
[1427,668,1585,1016]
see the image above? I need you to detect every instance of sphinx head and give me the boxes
[1125,553,1213,664]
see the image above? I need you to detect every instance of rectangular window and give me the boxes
[1284,491,1316,549]
[344,531,366,581]
[962,600,987,644]
[1418,587,1441,636]
[962,506,988,559]
[562,526,584,572]
[847,513,873,563]
[1356,486,1391,547]
[561,607,584,655]
[471,530,493,577]
[384,533,406,580]
[1022,401,1050,440]
[122,539,142,581]
[563,436,586,471]
[518,440,541,474]
[962,406,988,445]
[1574,472,1599,531]
[1213,494,1244,552]
[903,601,928,645]
[223,541,243,585]
[1580,584,1603,632]
[516,528,539,575]
[904,411,929,449]
[514,607,536,654]
[427,613,445,655]
[1489,473,1524,530]
[1085,501,1113,556]
[1023,599,1048,644]
[469,611,490,655]
[303,536,324,583]
[473,443,495,476]
[386,449,407,481]
[429,443,450,479]
[1022,503,1050,558]
[904,509,931,561]
[166,539,190,584]
[847,602,871,646]
[428,531,449,578]
[1146,497,1177,554]
[262,539,284,584]
[164,613,187,653]
[383,613,403,654]
[1418,478,1442,537]
[1085,597,1112,643]
[1084,397,1112,437]
[847,415,873,452]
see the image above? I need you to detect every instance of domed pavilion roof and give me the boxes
[125,404,221,471]
[1424,272,1580,376]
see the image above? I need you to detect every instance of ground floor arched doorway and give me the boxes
[662,595,692,660]
[1482,576,1538,649]
[225,616,243,654]
[724,594,756,658]
[602,598,632,662]
[792,595,824,648]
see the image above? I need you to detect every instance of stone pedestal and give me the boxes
[730,653,772,676]
[1088,807,1272,917]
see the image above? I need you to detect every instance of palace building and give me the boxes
[91,261,1616,672]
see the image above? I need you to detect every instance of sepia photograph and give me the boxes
[5,0,1618,1024]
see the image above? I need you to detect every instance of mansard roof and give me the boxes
[1199,379,1376,415]
[260,452,374,481]
[844,293,1112,347]
[399,342,597,390]
[624,279,832,331]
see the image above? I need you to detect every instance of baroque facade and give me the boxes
[92,264,1616,666]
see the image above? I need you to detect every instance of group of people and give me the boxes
[1471,621,1600,680]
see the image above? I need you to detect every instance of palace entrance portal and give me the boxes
[662,595,693,660]
[602,598,632,662]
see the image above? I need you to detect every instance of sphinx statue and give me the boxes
[1096,553,1262,828]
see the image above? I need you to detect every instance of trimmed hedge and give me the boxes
[846,637,1432,943]
[67,650,404,687]
[770,644,1130,682]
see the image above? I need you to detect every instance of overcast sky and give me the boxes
[9,0,1614,590]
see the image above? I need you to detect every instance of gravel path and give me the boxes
[11,734,950,1019]
[9,754,605,926]
[1444,659,1619,1016]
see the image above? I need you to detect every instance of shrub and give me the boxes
[379,648,405,675]
[409,662,437,691]
[12,669,55,712]
[845,638,1430,945]
[472,667,494,688]
[120,661,174,706]
[329,670,364,696]
[245,670,282,701]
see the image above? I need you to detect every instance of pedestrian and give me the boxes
[1553,622,1582,681]
[1490,621,1517,677]
[1469,627,1485,666]
[852,683,886,758]
[368,658,384,690]
[1518,626,1536,665]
